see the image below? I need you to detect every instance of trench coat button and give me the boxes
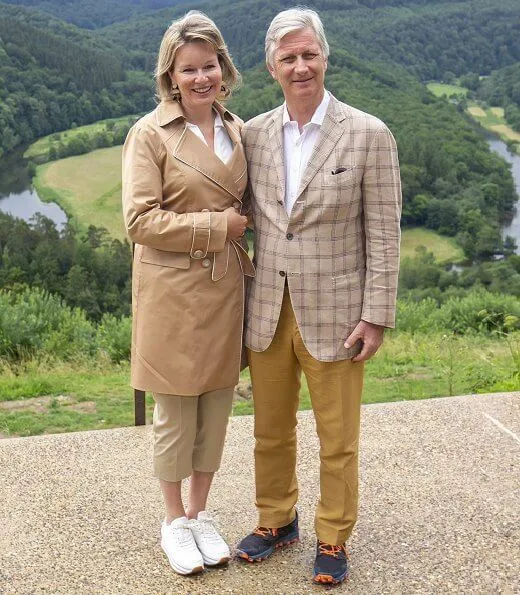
[201,208,210,212]
[286,232,293,240]
[279,270,286,277]
[233,201,241,210]
[193,250,204,258]
[202,259,211,268]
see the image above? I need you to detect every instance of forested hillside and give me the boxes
[0,3,153,156]
[0,0,192,28]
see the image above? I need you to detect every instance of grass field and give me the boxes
[427,83,519,152]
[0,331,517,437]
[400,228,465,263]
[426,82,468,98]
[24,116,137,161]
[34,146,126,240]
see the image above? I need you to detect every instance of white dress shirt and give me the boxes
[186,112,234,164]
[282,91,330,215]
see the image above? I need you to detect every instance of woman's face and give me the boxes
[170,41,223,113]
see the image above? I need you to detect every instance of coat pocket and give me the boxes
[140,246,190,269]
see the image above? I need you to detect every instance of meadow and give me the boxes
[427,82,520,151]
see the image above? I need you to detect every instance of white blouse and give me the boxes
[186,112,234,164]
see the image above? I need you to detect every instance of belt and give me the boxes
[212,239,255,281]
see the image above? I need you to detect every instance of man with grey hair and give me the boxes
[236,7,401,585]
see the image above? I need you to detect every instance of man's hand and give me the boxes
[224,206,248,241]
[344,321,385,362]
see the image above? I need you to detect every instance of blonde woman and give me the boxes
[122,11,253,576]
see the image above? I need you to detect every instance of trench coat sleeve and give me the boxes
[360,124,402,328]
[122,124,227,253]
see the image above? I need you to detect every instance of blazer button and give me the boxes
[201,208,210,213]
[202,259,212,268]
[286,232,293,240]
[279,270,286,277]
[193,250,204,258]
[233,201,241,210]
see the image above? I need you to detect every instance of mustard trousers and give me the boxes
[247,287,364,545]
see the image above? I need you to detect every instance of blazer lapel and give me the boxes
[295,97,348,200]
[267,107,285,203]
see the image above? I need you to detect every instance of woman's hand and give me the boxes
[224,206,247,241]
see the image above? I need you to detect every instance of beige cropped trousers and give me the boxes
[152,388,234,483]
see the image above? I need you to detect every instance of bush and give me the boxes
[0,286,96,360]
[96,313,131,362]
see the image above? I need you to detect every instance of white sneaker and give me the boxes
[189,511,231,566]
[161,516,204,575]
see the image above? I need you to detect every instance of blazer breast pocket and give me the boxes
[322,167,357,189]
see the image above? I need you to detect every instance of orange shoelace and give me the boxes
[253,526,278,538]
[318,542,346,558]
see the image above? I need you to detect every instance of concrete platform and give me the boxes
[1,392,519,594]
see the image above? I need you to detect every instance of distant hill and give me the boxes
[0,0,195,28]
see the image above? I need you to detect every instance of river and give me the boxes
[0,147,67,229]
[0,137,519,247]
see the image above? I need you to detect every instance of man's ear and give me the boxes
[267,62,277,81]
[324,58,328,73]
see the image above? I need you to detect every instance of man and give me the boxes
[236,7,402,586]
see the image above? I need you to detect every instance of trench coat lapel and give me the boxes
[157,100,243,200]
[295,96,348,201]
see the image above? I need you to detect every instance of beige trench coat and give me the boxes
[122,100,254,396]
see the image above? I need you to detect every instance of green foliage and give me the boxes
[0,286,95,360]
[0,213,132,321]
[96,313,131,362]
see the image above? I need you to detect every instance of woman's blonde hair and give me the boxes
[155,10,240,102]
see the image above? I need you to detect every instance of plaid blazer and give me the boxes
[243,94,402,361]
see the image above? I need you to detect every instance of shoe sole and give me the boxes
[236,536,299,562]
[162,545,204,575]
[203,555,231,567]
[312,571,349,585]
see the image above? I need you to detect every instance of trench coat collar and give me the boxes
[155,98,236,129]
[156,100,244,200]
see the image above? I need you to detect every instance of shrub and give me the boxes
[96,313,131,362]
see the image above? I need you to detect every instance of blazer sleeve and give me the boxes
[121,123,227,255]
[360,124,402,328]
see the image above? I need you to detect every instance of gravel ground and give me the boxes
[0,392,518,594]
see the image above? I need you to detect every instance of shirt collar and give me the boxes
[185,109,225,131]
[282,90,330,127]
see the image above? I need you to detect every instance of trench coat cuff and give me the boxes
[189,212,226,257]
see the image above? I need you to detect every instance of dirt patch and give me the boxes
[0,395,96,414]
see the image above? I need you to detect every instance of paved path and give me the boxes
[1,392,519,594]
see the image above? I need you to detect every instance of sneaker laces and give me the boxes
[318,541,346,558]
[253,526,278,538]
[189,516,222,543]
[169,522,195,549]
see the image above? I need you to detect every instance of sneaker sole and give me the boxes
[162,545,204,575]
[312,571,349,585]
[236,536,299,562]
[203,555,231,567]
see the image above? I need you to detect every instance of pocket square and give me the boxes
[331,167,349,175]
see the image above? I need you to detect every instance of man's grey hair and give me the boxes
[265,7,330,67]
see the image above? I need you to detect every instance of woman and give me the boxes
[121,11,253,576]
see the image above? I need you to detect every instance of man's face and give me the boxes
[268,28,327,105]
